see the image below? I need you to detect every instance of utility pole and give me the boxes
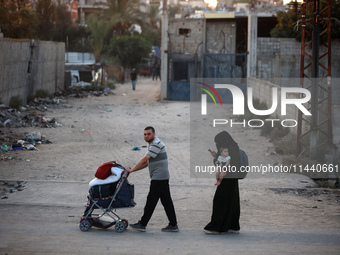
[309,0,320,158]
[160,0,169,101]
[297,0,332,158]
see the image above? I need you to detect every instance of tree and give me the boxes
[87,12,119,62]
[96,0,144,35]
[66,25,92,52]
[168,4,181,19]
[35,0,55,40]
[139,4,161,46]
[270,0,340,41]
[53,4,72,42]
[0,0,37,39]
[141,27,161,47]
[270,8,300,40]
[148,4,161,29]
[108,35,152,68]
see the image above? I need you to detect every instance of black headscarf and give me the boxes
[214,131,240,168]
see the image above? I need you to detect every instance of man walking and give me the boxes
[128,126,179,232]
[130,68,137,90]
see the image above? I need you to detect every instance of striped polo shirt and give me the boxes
[146,137,170,180]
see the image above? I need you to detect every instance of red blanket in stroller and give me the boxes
[95,161,124,180]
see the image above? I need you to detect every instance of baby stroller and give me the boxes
[79,170,136,233]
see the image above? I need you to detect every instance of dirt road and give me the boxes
[0,77,339,254]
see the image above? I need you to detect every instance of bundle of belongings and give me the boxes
[82,161,136,217]
[90,161,125,187]
[79,161,136,232]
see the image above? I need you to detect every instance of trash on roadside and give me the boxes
[0,130,51,154]
[27,131,42,141]
[26,144,36,150]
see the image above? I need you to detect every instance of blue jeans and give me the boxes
[132,80,136,90]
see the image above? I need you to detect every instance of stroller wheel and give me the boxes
[79,219,92,232]
[122,219,129,228]
[115,221,126,233]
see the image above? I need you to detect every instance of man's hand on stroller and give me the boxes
[129,155,150,174]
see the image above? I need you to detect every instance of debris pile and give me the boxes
[0,86,115,128]
[0,102,65,128]
[0,130,52,160]
[27,97,70,111]
[0,181,26,199]
[59,86,114,98]
[268,187,340,205]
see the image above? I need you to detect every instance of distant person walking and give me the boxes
[156,64,161,81]
[152,64,157,81]
[130,68,137,90]
[120,69,125,84]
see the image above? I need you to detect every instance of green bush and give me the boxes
[27,89,53,102]
[35,89,51,98]
[9,95,24,109]
[107,80,116,89]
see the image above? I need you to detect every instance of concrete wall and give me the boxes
[205,20,236,54]
[332,78,340,148]
[248,77,299,130]
[168,18,206,58]
[168,18,237,58]
[248,77,340,150]
[256,38,340,78]
[168,20,340,79]
[0,38,65,106]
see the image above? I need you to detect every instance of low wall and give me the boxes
[248,77,340,150]
[0,38,65,106]
[257,38,340,78]
[332,78,340,148]
[247,78,299,132]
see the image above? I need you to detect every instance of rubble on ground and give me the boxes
[57,86,115,98]
[0,94,70,128]
[0,107,63,128]
[0,85,115,128]
[0,181,27,199]
[0,86,115,160]
[0,130,52,160]
[268,187,340,204]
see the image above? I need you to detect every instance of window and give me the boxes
[179,28,191,37]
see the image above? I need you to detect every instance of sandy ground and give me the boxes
[0,77,339,255]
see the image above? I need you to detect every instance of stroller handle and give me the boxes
[122,170,129,178]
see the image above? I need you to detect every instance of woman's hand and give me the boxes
[208,149,217,158]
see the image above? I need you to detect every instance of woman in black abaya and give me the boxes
[204,131,241,234]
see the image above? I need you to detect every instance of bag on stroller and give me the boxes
[79,169,136,233]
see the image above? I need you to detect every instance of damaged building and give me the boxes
[166,13,277,100]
